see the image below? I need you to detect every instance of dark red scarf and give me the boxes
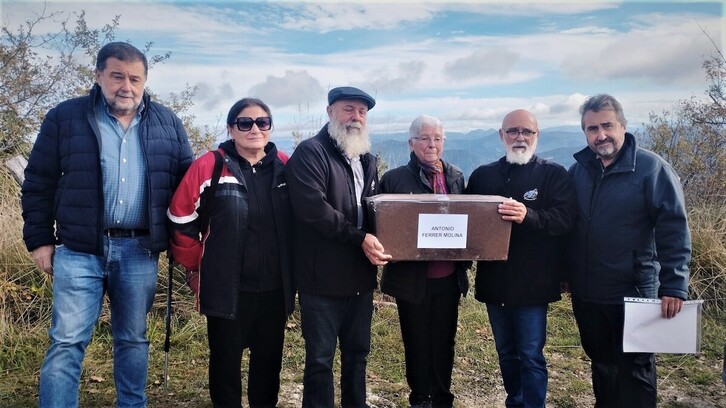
[420,160,447,194]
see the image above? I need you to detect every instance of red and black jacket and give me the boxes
[167,140,294,318]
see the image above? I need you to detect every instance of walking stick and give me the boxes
[163,252,173,391]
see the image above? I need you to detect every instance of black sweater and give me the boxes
[466,155,577,306]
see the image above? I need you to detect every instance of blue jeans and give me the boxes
[486,304,548,408]
[299,291,373,408]
[39,237,159,408]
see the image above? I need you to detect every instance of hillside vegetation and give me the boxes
[1,165,725,407]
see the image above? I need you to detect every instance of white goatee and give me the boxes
[505,139,537,165]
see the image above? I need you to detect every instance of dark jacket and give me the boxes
[379,152,469,304]
[568,133,691,304]
[22,84,193,255]
[285,124,379,296]
[466,155,576,306]
[168,141,295,318]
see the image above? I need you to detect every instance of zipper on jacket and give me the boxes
[252,161,264,292]
[583,164,607,299]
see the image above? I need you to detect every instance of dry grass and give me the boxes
[1,167,725,407]
[688,203,726,316]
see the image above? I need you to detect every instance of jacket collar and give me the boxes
[90,83,150,117]
[496,154,540,175]
[406,151,462,192]
[219,139,279,168]
[573,132,637,175]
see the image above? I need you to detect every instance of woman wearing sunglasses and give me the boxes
[167,98,294,407]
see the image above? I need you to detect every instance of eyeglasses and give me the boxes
[232,117,272,132]
[504,128,537,139]
[412,137,445,144]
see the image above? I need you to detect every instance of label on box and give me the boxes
[417,214,468,248]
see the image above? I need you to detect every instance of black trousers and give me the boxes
[206,289,287,408]
[571,295,657,408]
[396,273,461,408]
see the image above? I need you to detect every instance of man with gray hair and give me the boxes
[568,94,691,407]
[285,86,391,407]
[22,41,193,407]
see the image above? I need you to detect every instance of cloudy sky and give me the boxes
[3,1,723,137]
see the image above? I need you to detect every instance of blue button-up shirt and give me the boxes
[95,98,149,229]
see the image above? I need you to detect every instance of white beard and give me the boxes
[505,139,537,165]
[328,119,371,158]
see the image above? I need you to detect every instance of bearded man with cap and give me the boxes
[286,86,391,408]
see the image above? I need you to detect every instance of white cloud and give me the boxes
[278,2,440,32]
[2,1,719,135]
[561,26,618,35]
[248,70,325,108]
[2,2,242,38]
[365,61,426,93]
[460,1,620,17]
[559,16,720,85]
[194,81,235,111]
[444,48,520,80]
[549,93,589,115]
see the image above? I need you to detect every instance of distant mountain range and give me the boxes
[274,126,588,180]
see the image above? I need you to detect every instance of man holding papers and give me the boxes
[568,94,692,407]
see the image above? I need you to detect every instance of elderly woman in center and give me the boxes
[379,114,469,408]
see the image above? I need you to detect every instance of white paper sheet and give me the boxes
[416,214,468,249]
[623,297,704,353]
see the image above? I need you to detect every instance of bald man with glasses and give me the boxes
[466,109,577,408]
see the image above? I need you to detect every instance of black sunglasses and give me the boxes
[232,116,272,132]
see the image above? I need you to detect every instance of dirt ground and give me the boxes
[150,374,726,408]
[271,384,726,408]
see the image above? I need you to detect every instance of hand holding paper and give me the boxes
[623,297,704,354]
[660,295,684,318]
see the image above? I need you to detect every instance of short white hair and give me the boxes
[408,114,444,139]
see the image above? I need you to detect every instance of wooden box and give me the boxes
[365,194,511,261]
